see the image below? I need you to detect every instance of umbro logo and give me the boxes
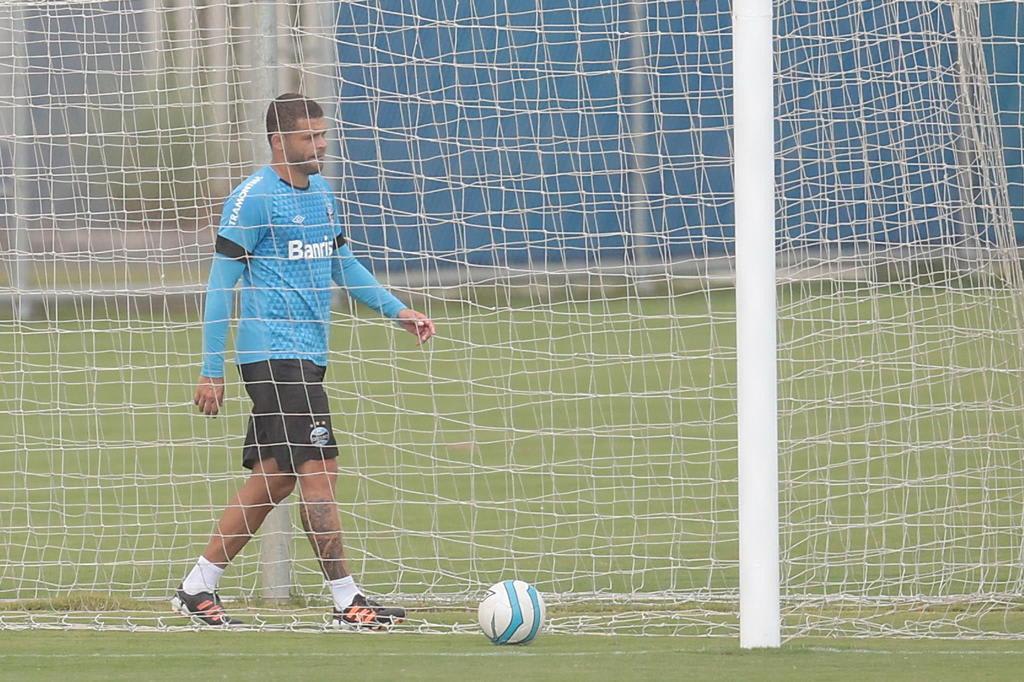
[292,215,305,224]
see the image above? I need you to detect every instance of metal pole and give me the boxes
[255,0,292,603]
[302,0,344,314]
[627,0,654,288]
[9,5,34,320]
[734,0,781,649]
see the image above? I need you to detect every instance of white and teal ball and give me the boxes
[477,580,545,645]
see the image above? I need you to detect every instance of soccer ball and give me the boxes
[477,579,545,645]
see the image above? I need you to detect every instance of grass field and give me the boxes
[3,284,1024,640]
[1,291,735,603]
[3,630,1024,681]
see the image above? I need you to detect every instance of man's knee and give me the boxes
[266,474,296,502]
[251,459,297,502]
[296,459,337,494]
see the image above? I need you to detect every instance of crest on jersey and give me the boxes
[309,424,331,446]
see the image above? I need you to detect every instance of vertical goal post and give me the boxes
[734,0,781,650]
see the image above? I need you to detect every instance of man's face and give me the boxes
[278,117,329,175]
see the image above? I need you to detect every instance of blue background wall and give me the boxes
[983,2,1024,235]
[334,1,1024,270]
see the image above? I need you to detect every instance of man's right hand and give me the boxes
[194,376,226,416]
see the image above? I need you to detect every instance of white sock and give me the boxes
[328,576,361,610]
[181,556,226,596]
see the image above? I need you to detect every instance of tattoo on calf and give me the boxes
[300,497,347,580]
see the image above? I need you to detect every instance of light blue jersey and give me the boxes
[201,166,406,377]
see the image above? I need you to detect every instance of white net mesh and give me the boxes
[1,0,1023,638]
[776,0,1024,637]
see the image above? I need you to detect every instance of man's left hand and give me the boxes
[397,309,436,345]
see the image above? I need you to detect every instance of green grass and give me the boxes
[2,631,1024,681]
[3,284,1024,638]
[1,292,732,602]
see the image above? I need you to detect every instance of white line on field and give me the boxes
[2,648,1023,660]
[0,651,662,660]
[805,647,1024,656]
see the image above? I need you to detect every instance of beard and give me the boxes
[284,150,323,175]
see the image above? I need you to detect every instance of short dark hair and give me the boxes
[266,93,324,144]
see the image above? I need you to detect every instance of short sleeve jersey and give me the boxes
[215,166,345,367]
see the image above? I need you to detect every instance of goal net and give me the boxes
[776,0,1024,638]
[1,0,1023,638]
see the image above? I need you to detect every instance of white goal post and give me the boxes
[2,0,1024,641]
[734,0,781,649]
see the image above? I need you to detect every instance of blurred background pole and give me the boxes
[255,0,293,603]
[627,0,655,291]
[9,5,35,321]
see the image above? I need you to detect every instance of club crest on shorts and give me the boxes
[309,423,331,446]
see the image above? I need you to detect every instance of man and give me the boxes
[171,93,435,629]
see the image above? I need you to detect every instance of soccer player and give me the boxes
[171,93,435,629]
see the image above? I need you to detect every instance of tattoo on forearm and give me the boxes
[300,497,348,580]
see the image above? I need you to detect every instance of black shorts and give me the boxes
[239,359,338,472]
